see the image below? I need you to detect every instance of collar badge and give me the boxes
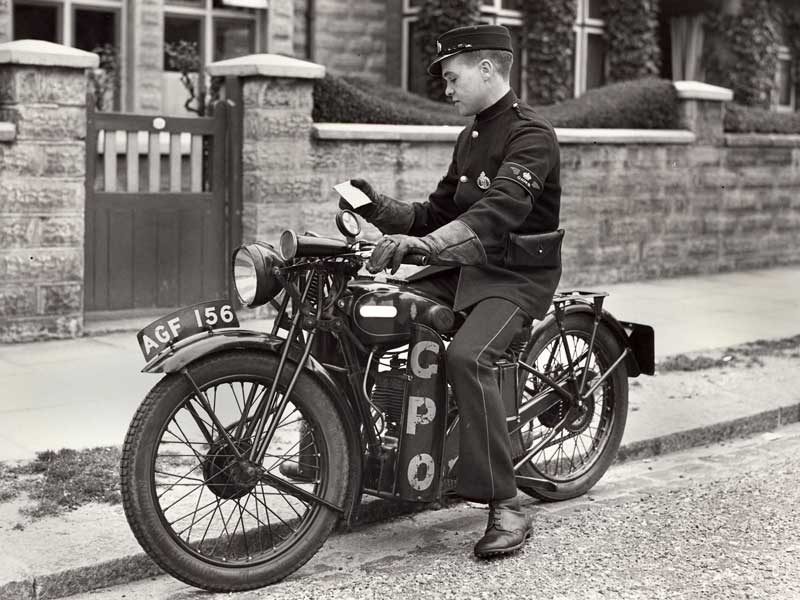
[477,171,491,190]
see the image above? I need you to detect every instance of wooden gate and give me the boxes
[84,101,236,316]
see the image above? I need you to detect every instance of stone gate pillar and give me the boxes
[207,53,325,245]
[0,40,97,342]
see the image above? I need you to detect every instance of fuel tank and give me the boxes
[347,280,456,346]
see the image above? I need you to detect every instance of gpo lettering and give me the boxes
[403,340,442,493]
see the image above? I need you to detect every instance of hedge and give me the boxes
[312,74,469,126]
[536,78,680,129]
[314,75,682,130]
[724,103,800,134]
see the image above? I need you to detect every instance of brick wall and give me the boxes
[312,0,387,80]
[0,43,96,342]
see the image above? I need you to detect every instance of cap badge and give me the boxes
[437,41,442,54]
[522,172,531,181]
[477,171,491,190]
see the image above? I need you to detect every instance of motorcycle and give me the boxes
[121,210,654,592]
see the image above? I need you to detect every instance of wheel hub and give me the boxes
[203,440,260,500]
[537,370,598,433]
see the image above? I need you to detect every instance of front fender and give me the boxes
[142,329,284,374]
[142,328,365,521]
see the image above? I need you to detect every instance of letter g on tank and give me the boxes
[410,340,439,379]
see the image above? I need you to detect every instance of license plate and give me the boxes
[137,300,239,361]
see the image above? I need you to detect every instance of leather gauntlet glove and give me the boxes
[338,178,415,235]
[367,220,487,274]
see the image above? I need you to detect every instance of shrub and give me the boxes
[724,103,800,134]
[536,78,680,129]
[313,74,468,125]
[314,75,681,130]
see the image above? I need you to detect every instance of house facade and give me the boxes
[1,0,795,114]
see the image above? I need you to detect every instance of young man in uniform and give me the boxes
[347,24,562,558]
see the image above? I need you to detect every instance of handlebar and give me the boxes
[280,229,430,271]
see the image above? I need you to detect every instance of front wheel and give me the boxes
[514,312,628,501]
[120,351,351,592]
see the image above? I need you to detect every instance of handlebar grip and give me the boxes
[403,251,429,266]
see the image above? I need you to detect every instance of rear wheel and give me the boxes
[514,313,628,501]
[120,351,350,592]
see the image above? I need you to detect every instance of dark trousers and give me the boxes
[410,270,528,502]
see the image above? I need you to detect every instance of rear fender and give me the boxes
[142,329,365,521]
[532,305,654,377]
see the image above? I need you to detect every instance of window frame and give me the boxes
[163,0,260,69]
[774,45,795,113]
[573,0,608,97]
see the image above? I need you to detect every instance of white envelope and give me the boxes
[334,181,372,209]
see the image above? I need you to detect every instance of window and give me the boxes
[214,19,255,61]
[164,16,203,72]
[73,8,116,53]
[14,2,60,42]
[14,0,122,108]
[774,45,794,113]
[574,0,608,97]
[162,0,259,115]
[401,0,525,98]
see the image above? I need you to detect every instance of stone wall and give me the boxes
[127,0,163,113]
[0,41,97,342]
[256,130,800,289]
[227,74,799,290]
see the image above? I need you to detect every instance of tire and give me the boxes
[515,312,628,502]
[120,351,351,592]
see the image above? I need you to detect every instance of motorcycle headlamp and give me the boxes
[232,242,285,308]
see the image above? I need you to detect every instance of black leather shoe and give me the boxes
[473,497,532,558]
[278,461,314,482]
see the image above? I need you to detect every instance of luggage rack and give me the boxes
[553,290,608,312]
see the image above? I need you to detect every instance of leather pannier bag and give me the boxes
[503,229,565,269]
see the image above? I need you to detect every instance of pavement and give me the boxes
[0,265,798,599]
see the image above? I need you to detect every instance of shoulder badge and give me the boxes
[477,171,491,190]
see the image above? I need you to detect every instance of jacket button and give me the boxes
[459,175,468,183]
[471,130,479,138]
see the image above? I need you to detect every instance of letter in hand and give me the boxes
[367,234,431,275]
[338,178,379,219]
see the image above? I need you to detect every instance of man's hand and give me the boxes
[338,178,380,219]
[367,235,432,274]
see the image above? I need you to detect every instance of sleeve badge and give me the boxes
[495,161,543,198]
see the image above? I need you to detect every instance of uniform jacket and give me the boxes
[407,90,561,319]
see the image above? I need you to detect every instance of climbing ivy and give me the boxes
[602,0,661,83]
[413,0,482,101]
[703,0,779,108]
[520,0,576,105]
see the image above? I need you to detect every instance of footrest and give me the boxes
[515,475,558,493]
